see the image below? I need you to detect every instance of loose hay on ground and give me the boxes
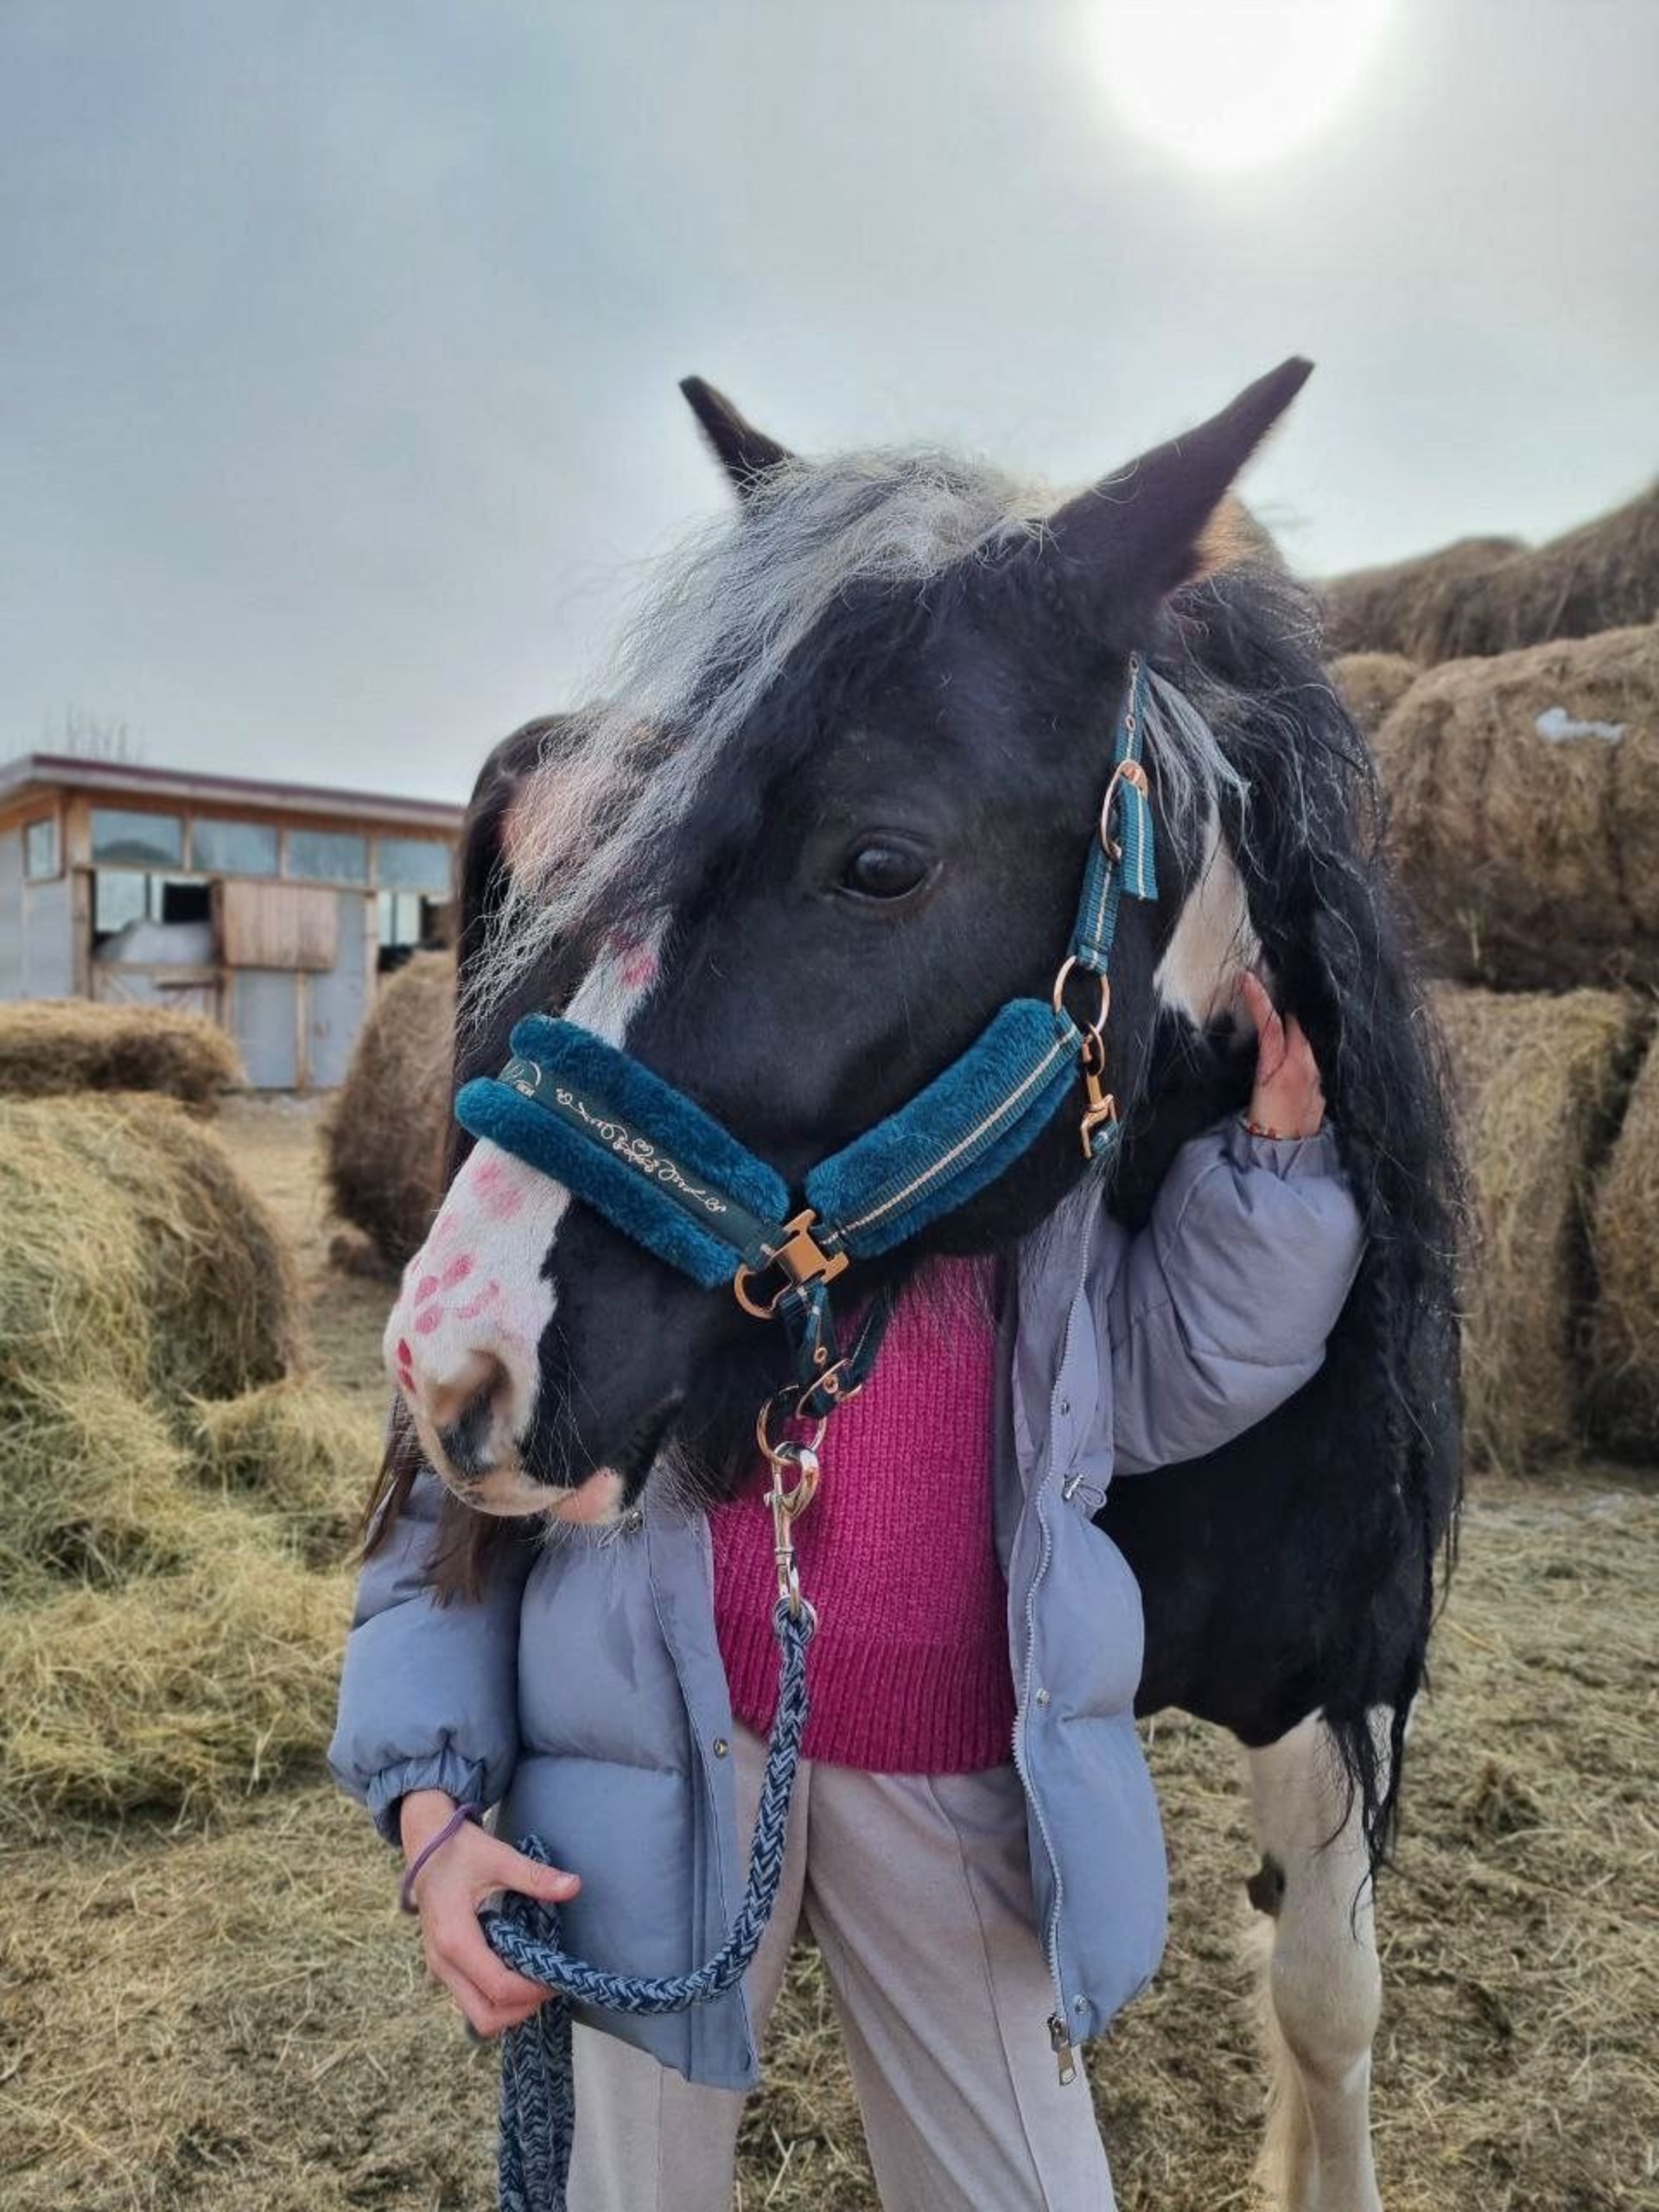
[3,1480,1651,2211]
[1373,626,1659,990]
[1587,1027,1659,1456]
[0,999,242,1108]
[324,952,454,1269]
[1437,987,1647,1470]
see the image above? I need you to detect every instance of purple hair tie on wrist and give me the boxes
[399,1800,482,1915]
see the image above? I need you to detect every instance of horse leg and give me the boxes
[1244,1711,1387,2212]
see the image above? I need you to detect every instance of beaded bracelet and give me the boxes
[398,1799,482,1914]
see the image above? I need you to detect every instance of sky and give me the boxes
[2,1,1654,804]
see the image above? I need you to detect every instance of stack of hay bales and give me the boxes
[1587,1041,1659,1456]
[1435,988,1647,1471]
[0,1093,381,1820]
[325,952,454,1270]
[1371,624,1659,992]
[1326,483,1659,663]
[1329,489,1659,1469]
[0,1000,242,1109]
[1325,536,1526,663]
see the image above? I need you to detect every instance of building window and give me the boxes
[92,872,212,938]
[191,817,278,876]
[90,807,185,868]
[23,816,60,880]
[287,827,368,883]
[376,888,447,972]
[376,835,451,893]
[94,870,150,937]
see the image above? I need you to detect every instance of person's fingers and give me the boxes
[1240,972,1287,1084]
[442,1964,531,2040]
[1237,968,1269,1034]
[428,1901,550,2010]
[481,1835,581,1905]
[1281,1014,1325,1098]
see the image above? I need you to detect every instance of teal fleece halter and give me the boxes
[456,653,1157,1410]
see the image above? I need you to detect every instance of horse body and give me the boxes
[379,364,1462,2209]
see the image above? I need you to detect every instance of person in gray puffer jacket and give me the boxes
[332,971,1364,2212]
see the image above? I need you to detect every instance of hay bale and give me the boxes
[192,1380,385,1566]
[1331,650,1421,736]
[0,1091,376,1816]
[1587,1027,1659,1456]
[1324,537,1524,661]
[1443,483,1659,660]
[1325,485,1659,664]
[0,1093,306,1599]
[0,1380,195,1592]
[0,1000,241,1108]
[0,1541,346,1816]
[0,1092,302,1407]
[325,952,454,1268]
[1438,986,1644,1470]
[1374,625,1659,990]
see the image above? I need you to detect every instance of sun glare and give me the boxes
[1086,0,1394,173]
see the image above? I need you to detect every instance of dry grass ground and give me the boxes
[3,1101,1655,2211]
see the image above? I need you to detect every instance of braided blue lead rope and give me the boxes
[480,1599,816,2212]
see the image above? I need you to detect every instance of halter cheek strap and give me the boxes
[454,652,1157,1401]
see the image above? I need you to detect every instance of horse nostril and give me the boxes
[421,1349,513,1440]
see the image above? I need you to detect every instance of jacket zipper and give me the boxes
[1011,1281,1084,2085]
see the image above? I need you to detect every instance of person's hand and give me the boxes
[400,1789,580,2037]
[1237,970,1326,1139]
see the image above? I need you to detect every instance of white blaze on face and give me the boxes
[1153,802,1260,1032]
[387,924,664,1512]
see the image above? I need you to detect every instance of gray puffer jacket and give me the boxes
[332,1116,1363,2089]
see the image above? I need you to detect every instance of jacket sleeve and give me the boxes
[328,1466,537,1843]
[1108,1115,1365,1477]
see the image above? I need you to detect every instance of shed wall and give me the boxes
[24,875,76,996]
[0,829,22,995]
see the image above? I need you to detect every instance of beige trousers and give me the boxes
[568,1721,1116,2212]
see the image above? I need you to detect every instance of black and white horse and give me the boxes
[377,363,1463,2210]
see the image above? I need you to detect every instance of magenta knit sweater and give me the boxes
[710,1260,1015,1774]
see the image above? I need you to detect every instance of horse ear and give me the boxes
[1045,357,1313,628]
[679,376,794,500]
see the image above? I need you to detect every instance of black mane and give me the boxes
[1105,544,1466,1870]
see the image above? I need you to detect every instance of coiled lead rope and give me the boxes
[480,1598,815,2212]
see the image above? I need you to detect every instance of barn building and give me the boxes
[0,753,464,1088]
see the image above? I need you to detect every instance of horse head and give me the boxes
[388,362,1310,1525]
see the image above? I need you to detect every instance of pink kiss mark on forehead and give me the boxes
[441,1254,474,1289]
[415,1306,443,1336]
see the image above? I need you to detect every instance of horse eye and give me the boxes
[837,841,933,902]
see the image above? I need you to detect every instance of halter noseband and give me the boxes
[454,652,1157,1435]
